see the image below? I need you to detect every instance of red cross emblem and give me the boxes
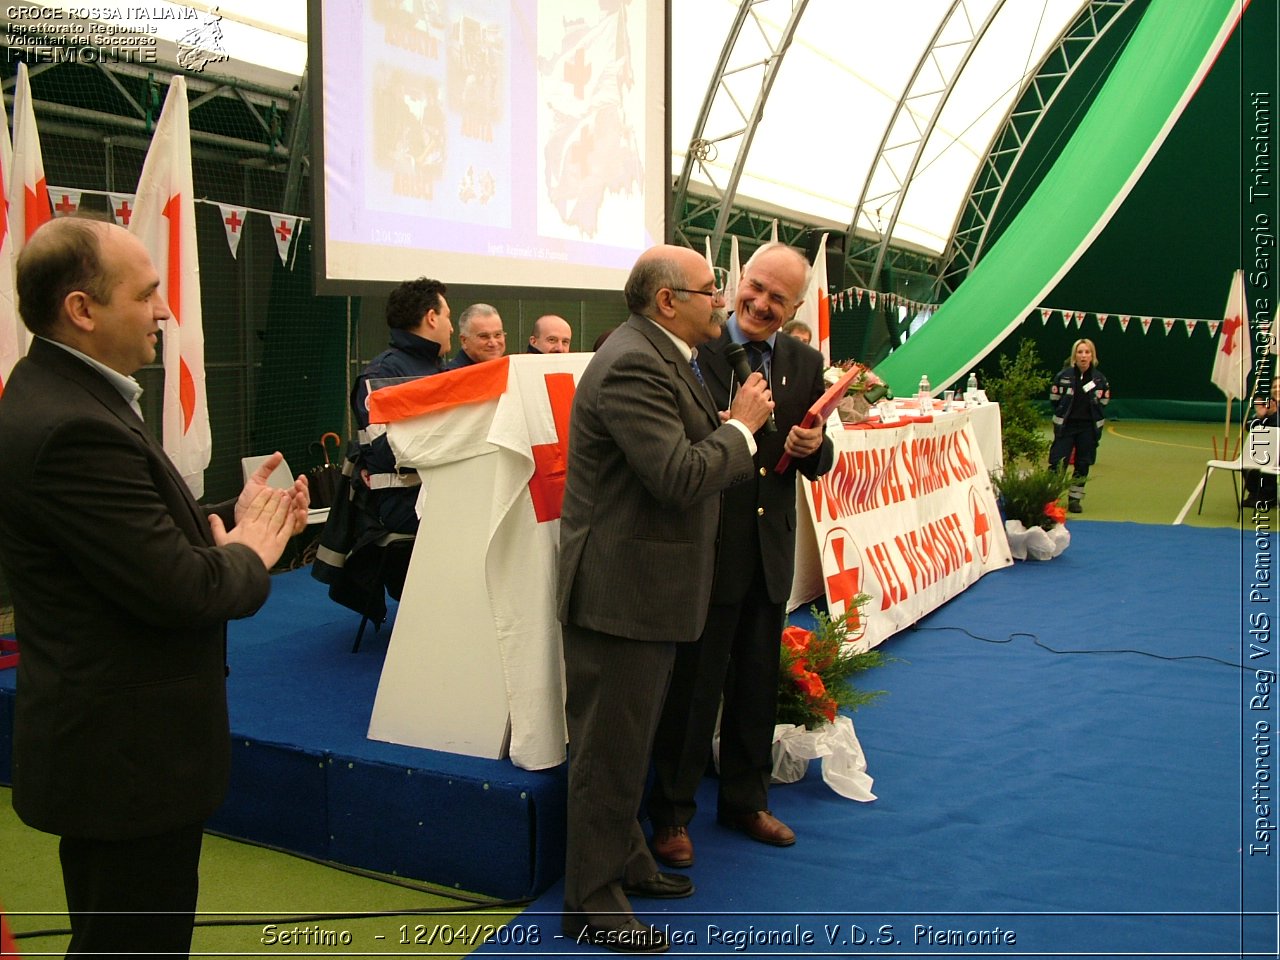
[822,527,866,631]
[968,487,992,561]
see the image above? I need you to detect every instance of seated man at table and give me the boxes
[352,276,452,534]
[447,303,506,368]
[526,314,573,354]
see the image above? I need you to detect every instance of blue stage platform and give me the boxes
[0,568,568,901]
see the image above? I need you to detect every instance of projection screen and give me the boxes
[310,0,668,295]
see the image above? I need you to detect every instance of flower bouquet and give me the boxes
[991,464,1072,560]
[769,604,889,800]
[823,360,889,423]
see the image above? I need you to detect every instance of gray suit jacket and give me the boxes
[0,338,271,840]
[557,315,754,643]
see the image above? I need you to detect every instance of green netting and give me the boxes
[875,0,1243,398]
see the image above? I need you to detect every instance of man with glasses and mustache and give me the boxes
[647,241,834,870]
[558,243,773,952]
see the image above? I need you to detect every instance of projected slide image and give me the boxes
[317,0,664,291]
[537,0,644,243]
[370,0,447,58]
[370,66,447,204]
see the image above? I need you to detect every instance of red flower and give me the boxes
[781,626,813,654]
[1043,501,1066,525]
[818,698,838,723]
[796,670,827,700]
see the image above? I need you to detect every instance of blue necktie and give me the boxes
[689,355,706,385]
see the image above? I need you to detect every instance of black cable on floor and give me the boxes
[912,624,1252,671]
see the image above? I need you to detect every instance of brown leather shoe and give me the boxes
[651,825,694,867]
[719,809,796,846]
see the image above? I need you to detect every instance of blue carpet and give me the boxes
[480,521,1277,958]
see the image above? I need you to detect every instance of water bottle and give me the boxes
[918,374,930,407]
[966,371,978,394]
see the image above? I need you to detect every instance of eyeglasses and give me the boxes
[671,266,729,302]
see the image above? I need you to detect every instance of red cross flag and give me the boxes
[1210,269,1250,400]
[107,192,135,227]
[217,203,248,259]
[0,103,19,396]
[6,64,51,261]
[130,76,211,497]
[793,232,831,363]
[271,214,298,264]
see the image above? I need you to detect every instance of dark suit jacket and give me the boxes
[0,339,271,840]
[699,327,834,604]
[557,315,755,643]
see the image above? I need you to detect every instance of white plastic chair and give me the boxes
[1197,426,1280,514]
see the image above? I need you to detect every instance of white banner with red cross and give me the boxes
[367,353,589,771]
[792,411,1013,651]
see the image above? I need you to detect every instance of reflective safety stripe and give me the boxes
[368,472,421,490]
[315,544,347,567]
[358,423,388,444]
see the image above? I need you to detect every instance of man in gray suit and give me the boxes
[557,244,773,953]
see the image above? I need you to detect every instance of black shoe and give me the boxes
[1067,499,1082,514]
[622,871,694,899]
[562,915,669,953]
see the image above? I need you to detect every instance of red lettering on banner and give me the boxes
[528,373,576,522]
[812,444,911,522]
[866,541,906,610]
[893,512,975,597]
[948,430,978,482]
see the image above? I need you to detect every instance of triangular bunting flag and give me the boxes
[1183,319,1195,337]
[1061,313,1071,329]
[1119,315,1131,331]
[1074,311,1086,328]
[1140,316,1153,334]
[49,187,82,217]
[1096,313,1109,329]
[217,203,248,259]
[1207,320,1221,338]
[1162,318,1176,335]
[271,214,298,265]
[107,192,136,226]
[869,290,878,309]
[1040,307,1052,324]
[855,288,864,307]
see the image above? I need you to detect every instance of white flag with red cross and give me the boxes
[130,76,211,498]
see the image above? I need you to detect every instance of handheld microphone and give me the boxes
[724,342,777,434]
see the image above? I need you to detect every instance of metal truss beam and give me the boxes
[1,45,297,165]
[670,0,809,262]
[842,0,1008,292]
[933,0,1134,299]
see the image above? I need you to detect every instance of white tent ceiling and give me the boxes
[34,0,1096,258]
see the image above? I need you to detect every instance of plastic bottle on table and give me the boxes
[918,374,930,407]
[967,371,978,394]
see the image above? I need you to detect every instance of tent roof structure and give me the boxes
[12,0,1112,272]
